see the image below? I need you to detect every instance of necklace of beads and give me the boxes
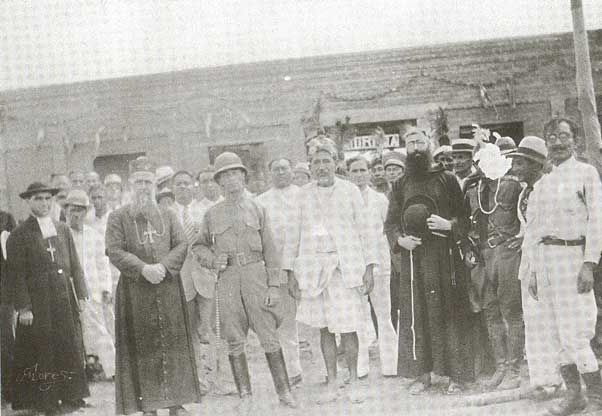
[477,178,502,215]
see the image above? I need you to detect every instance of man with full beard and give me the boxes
[106,157,201,416]
[384,128,474,394]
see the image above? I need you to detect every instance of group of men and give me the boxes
[3,115,602,416]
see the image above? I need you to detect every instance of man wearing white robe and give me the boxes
[256,158,303,386]
[65,190,115,379]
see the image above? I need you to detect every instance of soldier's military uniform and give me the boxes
[192,152,295,411]
[465,174,524,390]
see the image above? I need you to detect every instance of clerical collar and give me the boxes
[35,215,57,239]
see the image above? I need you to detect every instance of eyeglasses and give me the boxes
[545,132,572,142]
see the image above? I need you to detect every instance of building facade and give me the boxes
[1,30,601,219]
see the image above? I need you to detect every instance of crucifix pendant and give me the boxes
[143,222,158,244]
[46,240,56,262]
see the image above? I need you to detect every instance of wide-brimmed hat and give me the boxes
[213,152,248,180]
[64,189,90,208]
[507,136,548,165]
[19,182,59,199]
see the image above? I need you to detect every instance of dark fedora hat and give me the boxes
[20,182,60,199]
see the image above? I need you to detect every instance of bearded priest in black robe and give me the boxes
[106,157,201,416]
[385,129,474,394]
[6,182,89,415]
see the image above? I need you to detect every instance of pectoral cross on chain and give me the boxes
[143,222,159,244]
[46,240,56,262]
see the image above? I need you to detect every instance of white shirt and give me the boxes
[172,200,205,227]
[361,186,391,276]
[525,156,602,265]
[256,185,301,258]
[71,225,112,302]
[85,208,111,235]
[36,215,57,238]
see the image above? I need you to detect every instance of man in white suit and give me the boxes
[347,156,398,378]
[256,158,303,387]
[283,137,378,404]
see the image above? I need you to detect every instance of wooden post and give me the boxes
[571,0,602,173]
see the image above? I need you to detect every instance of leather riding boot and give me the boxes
[547,364,586,416]
[485,324,507,389]
[229,353,253,416]
[581,370,602,413]
[265,349,298,408]
[229,353,252,398]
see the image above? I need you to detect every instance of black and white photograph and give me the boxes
[2,1,602,415]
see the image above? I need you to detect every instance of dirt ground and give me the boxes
[3,323,565,416]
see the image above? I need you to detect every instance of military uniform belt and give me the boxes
[480,234,512,249]
[540,236,585,247]
[226,251,263,267]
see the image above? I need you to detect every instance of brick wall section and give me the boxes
[1,30,601,218]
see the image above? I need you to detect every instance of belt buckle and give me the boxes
[236,252,246,266]
[487,235,499,249]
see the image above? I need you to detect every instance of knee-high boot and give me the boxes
[265,349,297,408]
[229,353,253,415]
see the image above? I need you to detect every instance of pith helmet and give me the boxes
[213,152,248,181]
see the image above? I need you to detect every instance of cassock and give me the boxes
[106,204,201,415]
[384,167,474,383]
[0,210,16,402]
[5,215,89,411]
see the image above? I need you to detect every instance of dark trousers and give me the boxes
[1,305,14,402]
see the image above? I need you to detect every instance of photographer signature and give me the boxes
[16,364,76,392]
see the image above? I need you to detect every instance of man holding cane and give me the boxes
[192,152,296,415]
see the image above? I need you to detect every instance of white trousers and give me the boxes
[520,260,561,387]
[81,300,116,377]
[536,245,599,374]
[358,273,398,376]
[278,285,302,378]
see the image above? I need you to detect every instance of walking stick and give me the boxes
[409,249,417,361]
[214,269,223,381]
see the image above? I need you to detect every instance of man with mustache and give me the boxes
[384,128,474,394]
[506,136,561,400]
[525,118,602,415]
[106,157,201,416]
